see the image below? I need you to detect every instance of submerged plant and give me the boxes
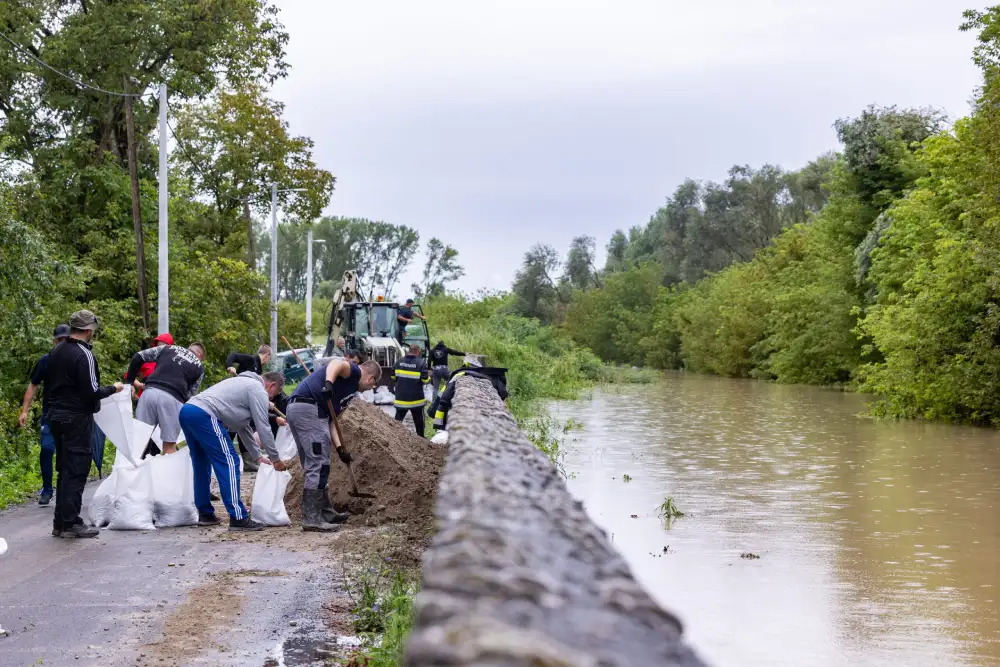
[656,496,685,519]
[622,473,632,482]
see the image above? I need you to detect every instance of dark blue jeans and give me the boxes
[39,419,55,494]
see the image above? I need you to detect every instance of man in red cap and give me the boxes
[127,333,173,399]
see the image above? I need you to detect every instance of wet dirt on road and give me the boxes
[552,373,1000,667]
[0,480,380,667]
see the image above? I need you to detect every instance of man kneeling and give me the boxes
[286,358,380,531]
[179,371,286,531]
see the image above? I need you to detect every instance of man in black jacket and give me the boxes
[428,341,465,403]
[226,345,271,376]
[125,342,206,455]
[392,344,430,437]
[224,344,271,470]
[432,360,509,433]
[44,310,124,538]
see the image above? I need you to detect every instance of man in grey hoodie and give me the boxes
[179,371,286,531]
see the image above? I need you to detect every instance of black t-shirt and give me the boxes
[29,351,52,419]
[292,362,361,416]
[126,345,204,403]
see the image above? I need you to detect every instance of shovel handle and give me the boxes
[326,397,360,495]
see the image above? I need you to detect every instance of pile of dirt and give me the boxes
[284,399,446,542]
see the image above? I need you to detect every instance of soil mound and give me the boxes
[284,399,445,541]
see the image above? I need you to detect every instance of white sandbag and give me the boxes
[274,426,297,462]
[107,464,155,531]
[150,448,198,527]
[96,391,136,466]
[0,537,7,556]
[359,390,375,403]
[251,465,292,526]
[373,386,395,405]
[431,430,450,445]
[89,471,119,527]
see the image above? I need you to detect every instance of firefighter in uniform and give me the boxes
[432,357,509,432]
[391,344,430,437]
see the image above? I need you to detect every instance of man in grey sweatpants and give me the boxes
[286,359,381,531]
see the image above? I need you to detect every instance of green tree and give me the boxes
[563,235,600,290]
[512,244,561,322]
[172,84,334,265]
[412,238,464,299]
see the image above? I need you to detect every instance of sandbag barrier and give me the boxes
[404,376,707,666]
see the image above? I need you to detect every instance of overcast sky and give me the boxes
[271,0,983,296]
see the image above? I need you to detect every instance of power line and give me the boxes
[0,28,143,98]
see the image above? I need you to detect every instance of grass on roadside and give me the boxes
[343,551,417,667]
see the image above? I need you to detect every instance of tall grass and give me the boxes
[423,294,602,419]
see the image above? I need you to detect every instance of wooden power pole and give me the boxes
[124,80,150,330]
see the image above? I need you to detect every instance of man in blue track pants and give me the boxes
[179,371,286,531]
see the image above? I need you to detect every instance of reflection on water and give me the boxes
[551,373,1000,667]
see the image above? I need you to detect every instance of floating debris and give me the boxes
[740,552,761,560]
[622,474,633,482]
[630,514,639,519]
[656,496,685,519]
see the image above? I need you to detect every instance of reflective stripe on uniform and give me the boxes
[395,369,421,378]
[421,377,430,383]
[394,398,426,407]
[434,410,445,420]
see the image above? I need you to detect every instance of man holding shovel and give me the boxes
[286,357,381,532]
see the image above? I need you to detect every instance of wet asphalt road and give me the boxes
[0,482,347,667]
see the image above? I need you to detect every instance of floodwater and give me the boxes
[550,373,1000,667]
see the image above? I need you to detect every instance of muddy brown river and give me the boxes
[550,373,1000,667]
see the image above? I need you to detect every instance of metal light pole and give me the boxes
[157,83,169,333]
[306,232,326,346]
[269,185,307,369]
[270,183,278,369]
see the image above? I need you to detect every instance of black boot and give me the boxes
[302,489,340,532]
[321,489,349,525]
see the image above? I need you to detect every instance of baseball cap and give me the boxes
[405,298,415,304]
[68,310,99,331]
[53,324,70,339]
[153,332,174,346]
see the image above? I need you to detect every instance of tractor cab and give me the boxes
[332,301,430,387]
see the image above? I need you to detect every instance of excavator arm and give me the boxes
[323,270,358,356]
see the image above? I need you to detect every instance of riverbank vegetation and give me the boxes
[505,9,1000,426]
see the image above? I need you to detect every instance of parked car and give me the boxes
[275,347,316,384]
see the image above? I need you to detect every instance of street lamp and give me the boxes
[306,232,326,347]
[270,184,307,369]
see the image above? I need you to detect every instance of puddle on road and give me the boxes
[263,621,361,667]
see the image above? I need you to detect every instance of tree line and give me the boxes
[0,1,464,499]
[511,7,1000,425]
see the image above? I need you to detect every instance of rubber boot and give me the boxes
[302,489,340,532]
[321,489,350,525]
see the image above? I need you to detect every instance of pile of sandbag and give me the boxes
[373,385,395,405]
[89,392,198,530]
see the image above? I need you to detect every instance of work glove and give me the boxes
[337,448,353,464]
[322,380,335,402]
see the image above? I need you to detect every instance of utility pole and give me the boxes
[244,199,254,270]
[306,232,326,346]
[157,83,169,334]
[270,182,278,370]
[124,79,149,330]
[269,185,305,368]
